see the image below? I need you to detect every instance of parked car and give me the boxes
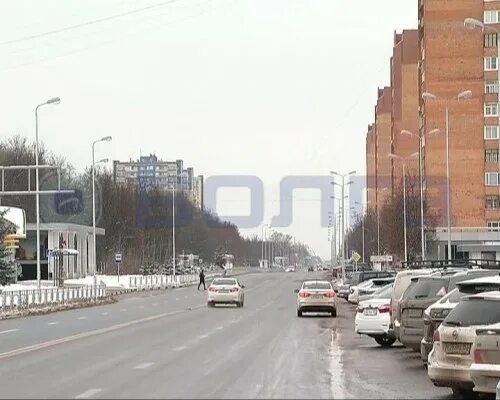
[428,291,500,398]
[355,284,395,347]
[295,280,336,317]
[340,270,394,301]
[390,269,436,340]
[358,282,393,303]
[348,277,395,304]
[421,272,500,365]
[470,322,500,395]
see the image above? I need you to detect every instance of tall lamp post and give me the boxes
[355,201,365,263]
[92,136,112,275]
[331,170,356,280]
[422,89,473,260]
[388,152,419,262]
[35,97,61,290]
[401,129,440,261]
[377,187,390,257]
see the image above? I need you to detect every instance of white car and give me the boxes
[470,322,500,395]
[207,278,245,307]
[348,277,395,304]
[428,292,500,398]
[355,284,396,347]
[296,280,336,317]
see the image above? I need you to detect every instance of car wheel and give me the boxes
[330,309,337,318]
[207,301,214,307]
[374,335,396,347]
[297,309,303,317]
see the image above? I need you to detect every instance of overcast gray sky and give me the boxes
[0,0,416,259]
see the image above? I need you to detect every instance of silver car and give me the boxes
[295,280,336,317]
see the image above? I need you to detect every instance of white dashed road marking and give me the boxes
[0,329,18,335]
[120,309,128,312]
[101,312,109,316]
[48,322,59,326]
[78,317,87,320]
[172,345,186,352]
[134,362,154,370]
[75,388,102,399]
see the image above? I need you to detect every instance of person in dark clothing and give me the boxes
[198,269,206,290]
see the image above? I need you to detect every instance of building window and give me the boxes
[486,172,500,185]
[485,102,500,116]
[485,57,499,71]
[486,80,500,94]
[486,196,500,209]
[485,10,500,24]
[485,33,499,48]
[485,126,500,139]
[486,149,500,163]
[488,221,500,232]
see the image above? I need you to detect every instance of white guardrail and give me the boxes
[128,267,255,290]
[0,285,107,315]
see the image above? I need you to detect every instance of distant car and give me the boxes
[355,284,395,347]
[285,267,295,273]
[295,280,336,317]
[207,278,245,308]
[308,266,314,272]
[428,292,500,398]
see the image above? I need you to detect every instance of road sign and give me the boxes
[352,251,361,263]
[115,253,122,263]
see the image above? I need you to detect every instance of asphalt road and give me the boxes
[0,271,454,399]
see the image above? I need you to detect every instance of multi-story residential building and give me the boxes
[391,30,420,185]
[113,155,204,209]
[419,0,494,259]
[375,86,393,207]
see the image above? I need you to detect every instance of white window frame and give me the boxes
[485,10,500,24]
[488,221,500,232]
[486,172,500,186]
[486,80,500,94]
[485,102,500,117]
[485,125,500,140]
[485,57,499,71]
[486,149,500,163]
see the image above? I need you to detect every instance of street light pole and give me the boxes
[172,180,176,277]
[35,97,61,290]
[355,201,365,263]
[91,136,111,276]
[422,89,471,261]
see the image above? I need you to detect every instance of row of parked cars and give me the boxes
[334,261,500,397]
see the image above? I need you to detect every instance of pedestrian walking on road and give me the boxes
[198,269,206,290]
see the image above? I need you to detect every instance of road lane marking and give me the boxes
[78,316,87,320]
[0,329,18,335]
[215,326,224,331]
[175,298,179,301]
[75,388,102,399]
[48,322,59,326]
[172,345,186,352]
[152,303,158,306]
[198,334,209,340]
[120,309,128,312]
[101,312,109,316]
[134,362,154,370]
[0,308,194,361]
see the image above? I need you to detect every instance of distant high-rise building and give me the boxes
[113,155,204,209]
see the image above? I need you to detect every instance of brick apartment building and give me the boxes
[366,1,500,260]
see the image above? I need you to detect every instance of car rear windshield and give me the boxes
[444,299,500,327]
[448,271,500,291]
[212,279,237,286]
[303,282,332,290]
[373,285,393,299]
[403,278,447,300]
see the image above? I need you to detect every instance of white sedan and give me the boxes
[207,278,245,307]
[355,284,396,347]
[295,280,336,317]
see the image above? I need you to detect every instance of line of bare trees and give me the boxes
[346,174,436,263]
[0,135,311,274]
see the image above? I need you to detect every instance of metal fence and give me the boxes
[0,285,107,315]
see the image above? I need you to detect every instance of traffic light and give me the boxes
[3,234,20,250]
